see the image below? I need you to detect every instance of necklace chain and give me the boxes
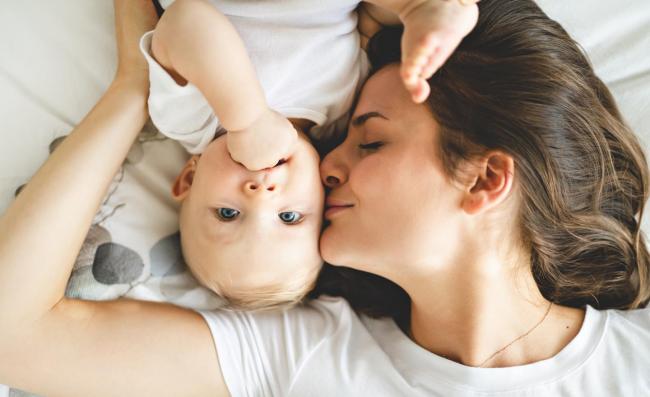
[477,301,553,368]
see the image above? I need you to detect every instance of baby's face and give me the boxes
[177,132,324,294]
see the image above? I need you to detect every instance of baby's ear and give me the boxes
[171,156,199,202]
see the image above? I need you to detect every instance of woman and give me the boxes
[0,0,648,396]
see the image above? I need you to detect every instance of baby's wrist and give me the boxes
[454,0,480,6]
[229,107,274,137]
[398,0,480,27]
[400,0,478,21]
[398,0,427,21]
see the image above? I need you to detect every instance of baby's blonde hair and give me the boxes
[218,266,321,311]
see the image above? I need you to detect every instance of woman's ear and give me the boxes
[461,151,514,215]
[172,155,199,202]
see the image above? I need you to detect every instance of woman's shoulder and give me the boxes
[584,305,650,348]
[587,306,650,387]
[605,305,650,334]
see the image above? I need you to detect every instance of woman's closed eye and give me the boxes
[216,207,240,221]
[358,141,384,150]
[279,211,304,225]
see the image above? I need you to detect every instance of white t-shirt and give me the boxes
[140,0,369,154]
[198,295,650,396]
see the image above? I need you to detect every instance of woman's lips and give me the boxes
[325,199,353,220]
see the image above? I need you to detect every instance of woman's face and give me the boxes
[320,65,466,278]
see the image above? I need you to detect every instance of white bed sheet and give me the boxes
[0,1,649,396]
[0,1,117,211]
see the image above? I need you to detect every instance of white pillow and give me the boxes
[0,1,117,211]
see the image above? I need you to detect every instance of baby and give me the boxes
[140,0,479,310]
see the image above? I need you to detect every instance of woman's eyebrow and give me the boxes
[351,111,389,127]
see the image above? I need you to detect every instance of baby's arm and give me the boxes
[151,0,297,170]
[363,0,479,103]
[358,4,398,50]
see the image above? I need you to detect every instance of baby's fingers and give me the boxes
[424,40,459,79]
[410,79,430,104]
[400,62,431,103]
[403,34,438,80]
[419,47,442,80]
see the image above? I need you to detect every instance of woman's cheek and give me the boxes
[349,155,392,201]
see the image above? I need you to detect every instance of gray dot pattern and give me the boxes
[92,243,144,284]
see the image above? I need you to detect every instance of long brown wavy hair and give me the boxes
[310,0,650,327]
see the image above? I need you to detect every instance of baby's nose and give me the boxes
[243,164,288,195]
[244,180,276,193]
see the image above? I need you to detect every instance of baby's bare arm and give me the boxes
[152,0,267,132]
[363,0,424,21]
[358,4,397,50]
[151,0,297,170]
[362,0,479,103]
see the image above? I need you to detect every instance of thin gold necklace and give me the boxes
[477,301,553,368]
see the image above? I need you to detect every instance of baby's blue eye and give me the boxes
[279,211,303,224]
[216,208,240,221]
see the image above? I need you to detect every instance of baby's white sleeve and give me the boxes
[139,31,218,154]
[197,297,350,397]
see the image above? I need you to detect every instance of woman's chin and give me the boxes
[319,227,351,268]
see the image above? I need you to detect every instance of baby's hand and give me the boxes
[400,0,479,103]
[227,109,298,171]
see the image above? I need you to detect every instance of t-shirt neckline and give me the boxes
[365,305,608,393]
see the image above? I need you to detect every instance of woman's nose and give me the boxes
[320,148,348,188]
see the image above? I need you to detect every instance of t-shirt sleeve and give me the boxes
[197,297,350,397]
[138,31,218,154]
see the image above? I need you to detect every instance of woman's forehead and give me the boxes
[355,65,411,115]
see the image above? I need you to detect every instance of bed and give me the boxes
[1,1,649,395]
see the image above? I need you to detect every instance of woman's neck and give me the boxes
[401,249,585,368]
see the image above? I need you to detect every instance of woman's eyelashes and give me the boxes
[215,208,304,225]
[358,141,384,151]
